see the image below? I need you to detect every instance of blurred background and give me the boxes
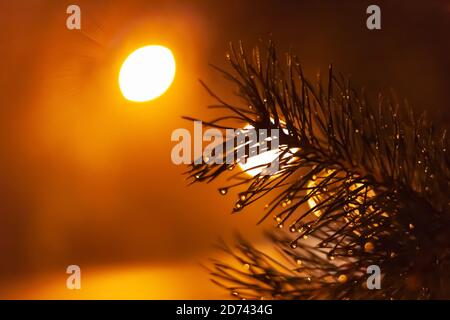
[0,0,448,299]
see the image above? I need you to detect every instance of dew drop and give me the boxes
[219,188,228,195]
[364,242,374,252]
[338,274,348,283]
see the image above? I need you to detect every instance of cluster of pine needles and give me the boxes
[185,41,450,299]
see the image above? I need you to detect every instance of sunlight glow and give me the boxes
[119,45,176,102]
[238,123,298,177]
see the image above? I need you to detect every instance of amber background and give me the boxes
[0,0,448,299]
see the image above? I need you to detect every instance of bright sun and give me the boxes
[119,45,176,102]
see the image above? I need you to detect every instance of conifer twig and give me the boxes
[186,41,450,299]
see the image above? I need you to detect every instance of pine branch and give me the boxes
[186,41,450,299]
